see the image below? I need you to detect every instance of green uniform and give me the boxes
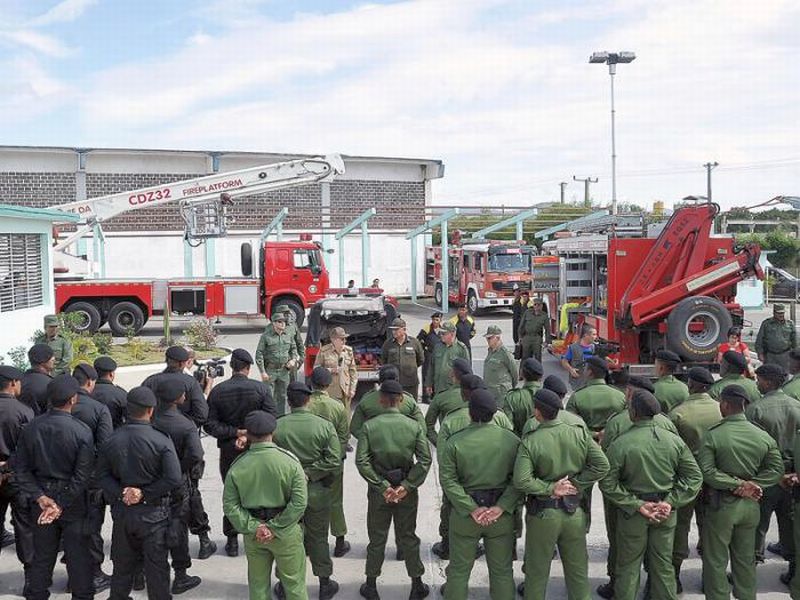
[425,387,466,447]
[654,375,689,413]
[784,374,800,401]
[255,326,299,415]
[273,408,340,578]
[308,390,349,539]
[791,431,800,600]
[708,374,761,405]
[35,333,72,375]
[425,341,470,396]
[756,316,797,369]
[521,409,586,435]
[439,423,521,600]
[222,442,308,600]
[503,381,542,437]
[350,388,424,440]
[668,392,721,571]
[381,336,424,399]
[513,414,609,600]
[697,414,783,600]
[745,389,800,562]
[355,409,432,579]
[600,419,702,600]
[517,309,550,362]
[565,378,626,433]
[483,345,518,407]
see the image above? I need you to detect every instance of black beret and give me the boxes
[379,380,404,395]
[688,367,715,385]
[630,389,661,418]
[93,356,117,372]
[451,358,472,376]
[157,379,185,403]
[460,373,487,391]
[719,384,749,405]
[0,365,23,382]
[231,348,253,364]
[47,375,80,405]
[166,346,190,362]
[656,350,681,364]
[543,375,568,397]
[73,363,98,381]
[28,343,54,365]
[245,410,277,436]
[586,356,609,373]
[628,375,655,394]
[310,366,332,387]
[127,386,157,408]
[469,388,497,413]
[378,364,399,382]
[755,363,787,380]
[534,388,562,412]
[722,350,747,371]
[521,357,544,377]
[287,381,312,396]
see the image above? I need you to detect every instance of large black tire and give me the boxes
[667,296,732,362]
[274,297,305,328]
[434,284,443,307]
[107,301,146,337]
[64,301,102,334]
[241,242,253,277]
[467,290,481,315]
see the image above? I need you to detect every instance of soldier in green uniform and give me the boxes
[504,358,544,437]
[482,325,518,406]
[517,297,551,362]
[425,358,473,446]
[565,356,625,439]
[355,380,432,600]
[513,387,609,600]
[222,411,309,600]
[747,363,800,566]
[381,318,424,400]
[709,350,761,405]
[308,367,351,559]
[36,314,72,375]
[698,385,783,600]
[668,366,721,590]
[273,382,342,600]
[272,304,305,382]
[784,349,800,401]
[523,376,587,435]
[653,350,689,413]
[424,322,470,398]
[788,418,800,598]
[438,388,521,600]
[600,389,703,600]
[351,365,424,440]
[756,304,797,370]
[255,313,300,416]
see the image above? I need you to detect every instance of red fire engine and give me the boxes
[425,232,535,314]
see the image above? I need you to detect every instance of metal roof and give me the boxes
[0,204,81,223]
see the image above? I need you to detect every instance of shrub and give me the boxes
[93,332,113,355]
[184,318,218,350]
[71,335,98,369]
[6,346,29,371]
[126,338,151,362]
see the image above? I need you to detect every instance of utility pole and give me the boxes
[703,161,719,204]
[573,176,598,208]
[559,181,568,204]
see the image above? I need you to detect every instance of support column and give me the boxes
[204,238,216,277]
[184,239,193,277]
[361,221,370,287]
[338,237,346,288]
[441,220,449,314]
[410,238,418,303]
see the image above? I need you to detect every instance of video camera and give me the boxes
[193,358,227,388]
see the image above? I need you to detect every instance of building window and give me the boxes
[0,234,44,313]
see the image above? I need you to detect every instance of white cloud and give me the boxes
[29,0,98,26]
[0,29,73,57]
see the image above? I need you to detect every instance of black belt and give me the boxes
[248,506,286,521]
[525,495,580,514]
[469,488,504,508]
[636,492,667,502]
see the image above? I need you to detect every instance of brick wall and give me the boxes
[330,181,425,229]
[0,172,76,207]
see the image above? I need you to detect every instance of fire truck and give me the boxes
[536,204,762,372]
[51,155,344,335]
[425,232,535,314]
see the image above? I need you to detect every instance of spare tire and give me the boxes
[241,242,253,277]
[666,296,732,362]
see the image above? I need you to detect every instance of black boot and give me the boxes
[396,546,405,561]
[273,580,286,600]
[516,581,524,596]
[319,576,339,600]
[197,533,217,559]
[333,536,351,557]
[0,528,15,548]
[22,567,32,597]
[596,579,615,599]
[171,569,201,594]
[431,540,449,560]
[674,564,683,595]
[133,571,145,591]
[93,568,112,593]
[409,576,429,599]
[225,535,239,557]
[359,576,380,599]
[781,561,796,586]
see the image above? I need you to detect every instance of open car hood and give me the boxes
[305,296,397,346]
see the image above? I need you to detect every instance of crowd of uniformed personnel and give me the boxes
[0,306,798,600]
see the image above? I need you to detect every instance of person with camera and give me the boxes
[256,313,300,416]
[205,348,276,557]
[184,348,216,397]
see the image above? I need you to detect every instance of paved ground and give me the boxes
[0,300,794,598]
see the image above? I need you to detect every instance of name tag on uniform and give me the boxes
[404,347,416,354]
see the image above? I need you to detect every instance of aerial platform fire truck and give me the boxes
[51,155,345,335]
[536,204,762,372]
[425,231,535,314]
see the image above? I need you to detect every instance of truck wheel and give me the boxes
[274,298,305,328]
[667,296,732,362]
[434,284,443,307]
[467,290,481,315]
[241,242,253,277]
[107,302,146,337]
[65,302,102,334]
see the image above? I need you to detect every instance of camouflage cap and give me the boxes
[440,322,456,334]
[44,314,59,327]
[329,326,348,339]
[774,303,786,313]
[483,325,502,337]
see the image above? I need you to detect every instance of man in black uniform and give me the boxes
[97,386,182,600]
[143,346,211,556]
[0,366,35,594]
[20,343,54,415]
[153,379,204,594]
[93,356,128,429]
[14,375,95,600]
[417,312,443,404]
[204,348,275,557]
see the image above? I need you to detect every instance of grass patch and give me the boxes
[105,345,228,368]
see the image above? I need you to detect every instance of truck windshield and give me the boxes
[488,252,530,273]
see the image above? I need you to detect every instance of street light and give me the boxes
[589,51,636,215]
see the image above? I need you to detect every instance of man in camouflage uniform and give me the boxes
[314,327,358,416]
[482,325,517,407]
[272,304,305,382]
[35,314,72,375]
[381,318,424,400]
[425,322,470,398]
[756,303,797,370]
[255,312,300,415]
[517,297,551,362]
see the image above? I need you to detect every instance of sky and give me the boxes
[0,0,798,210]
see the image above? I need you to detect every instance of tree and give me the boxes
[736,230,800,270]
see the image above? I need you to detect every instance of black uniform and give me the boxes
[0,393,35,579]
[15,410,95,600]
[417,325,442,403]
[97,419,182,600]
[93,379,128,429]
[154,405,204,573]
[512,297,525,344]
[204,372,275,537]
[19,369,51,415]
